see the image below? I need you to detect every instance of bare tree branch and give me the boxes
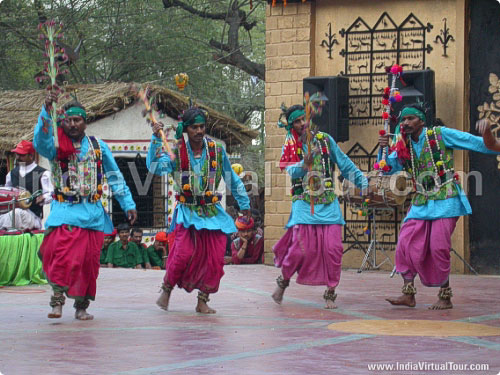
[161,0,265,80]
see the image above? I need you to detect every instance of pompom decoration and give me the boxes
[374,64,403,173]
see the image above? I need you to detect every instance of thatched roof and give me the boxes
[0,82,258,153]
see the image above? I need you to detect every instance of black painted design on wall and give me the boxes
[341,143,406,248]
[320,22,339,59]
[338,12,433,127]
[469,0,500,274]
[434,18,455,57]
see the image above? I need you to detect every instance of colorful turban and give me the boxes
[235,216,254,230]
[155,231,168,242]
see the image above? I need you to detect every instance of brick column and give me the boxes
[264,2,315,264]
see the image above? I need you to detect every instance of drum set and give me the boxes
[0,186,40,230]
[341,171,412,273]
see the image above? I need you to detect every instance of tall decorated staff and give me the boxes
[37,20,69,149]
[138,86,175,160]
[303,91,327,215]
[374,64,404,173]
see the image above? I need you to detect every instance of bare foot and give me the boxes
[156,290,171,311]
[271,286,285,305]
[324,299,337,309]
[48,305,62,319]
[75,309,94,320]
[429,298,453,310]
[386,294,416,307]
[196,300,216,314]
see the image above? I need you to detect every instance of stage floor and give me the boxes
[1,265,500,375]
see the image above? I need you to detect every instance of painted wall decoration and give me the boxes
[341,142,408,249]
[477,72,500,170]
[434,18,455,57]
[338,12,433,127]
[320,22,339,59]
[469,0,500,274]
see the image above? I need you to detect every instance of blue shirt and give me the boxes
[284,133,368,227]
[33,106,136,233]
[380,127,499,221]
[146,135,250,234]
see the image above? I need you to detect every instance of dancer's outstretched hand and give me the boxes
[127,209,138,225]
[379,133,389,147]
[240,209,251,220]
[476,118,491,135]
[152,122,164,137]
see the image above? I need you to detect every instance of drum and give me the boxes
[0,186,32,214]
[342,171,411,208]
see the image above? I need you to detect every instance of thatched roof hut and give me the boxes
[0,82,258,153]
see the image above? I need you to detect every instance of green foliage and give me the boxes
[0,0,266,189]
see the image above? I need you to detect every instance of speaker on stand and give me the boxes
[303,76,350,142]
[389,69,436,131]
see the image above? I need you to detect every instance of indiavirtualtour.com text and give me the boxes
[367,361,490,372]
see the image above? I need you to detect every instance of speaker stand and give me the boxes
[357,208,394,273]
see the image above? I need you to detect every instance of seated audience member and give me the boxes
[105,223,144,269]
[0,140,53,230]
[130,227,151,269]
[251,209,264,236]
[146,232,168,269]
[231,216,264,265]
[100,229,117,267]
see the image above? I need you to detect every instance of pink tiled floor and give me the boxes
[0,265,499,374]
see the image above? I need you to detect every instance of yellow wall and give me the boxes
[265,0,470,273]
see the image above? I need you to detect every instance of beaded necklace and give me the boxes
[408,127,454,195]
[176,137,222,206]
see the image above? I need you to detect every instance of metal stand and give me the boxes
[450,248,479,275]
[357,208,394,273]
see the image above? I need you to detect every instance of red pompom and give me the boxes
[438,170,445,177]
[384,87,390,95]
[379,130,386,136]
[382,165,391,172]
[382,112,389,119]
[429,139,437,148]
[382,99,389,106]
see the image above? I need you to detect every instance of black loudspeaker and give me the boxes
[303,76,349,142]
[390,69,436,129]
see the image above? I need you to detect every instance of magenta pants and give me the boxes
[164,224,226,294]
[395,218,458,287]
[273,224,343,288]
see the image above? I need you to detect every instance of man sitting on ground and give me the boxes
[230,216,263,265]
[105,223,144,269]
[130,227,151,269]
[146,232,168,270]
[100,229,117,267]
[0,140,53,230]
